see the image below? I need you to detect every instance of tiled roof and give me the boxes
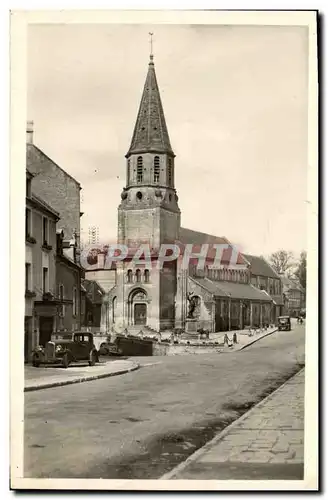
[179,227,228,245]
[29,194,60,219]
[179,228,247,266]
[192,277,273,302]
[281,276,305,292]
[243,254,280,279]
[126,56,174,156]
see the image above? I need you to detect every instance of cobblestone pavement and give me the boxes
[164,369,304,480]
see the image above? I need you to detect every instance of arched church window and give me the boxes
[168,158,173,186]
[154,156,160,183]
[144,269,150,283]
[137,157,143,183]
[136,269,141,283]
[127,270,133,283]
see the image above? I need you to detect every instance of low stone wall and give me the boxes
[152,340,224,356]
[116,335,154,356]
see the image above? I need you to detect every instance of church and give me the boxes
[84,52,284,335]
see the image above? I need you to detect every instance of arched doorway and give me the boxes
[128,289,148,326]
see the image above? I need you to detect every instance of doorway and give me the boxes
[134,303,147,326]
[39,316,53,346]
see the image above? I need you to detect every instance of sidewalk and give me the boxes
[24,359,140,392]
[160,327,278,355]
[162,369,304,480]
[210,326,278,352]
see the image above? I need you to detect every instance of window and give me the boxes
[112,297,117,323]
[168,158,173,186]
[59,284,65,316]
[144,269,150,283]
[136,269,141,283]
[43,217,49,245]
[137,156,143,183]
[154,156,160,183]
[26,178,31,198]
[73,287,77,317]
[42,267,49,294]
[25,263,31,292]
[127,270,133,283]
[25,208,31,237]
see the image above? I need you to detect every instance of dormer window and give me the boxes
[137,156,143,183]
[154,156,160,183]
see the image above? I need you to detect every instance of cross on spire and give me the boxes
[149,32,154,60]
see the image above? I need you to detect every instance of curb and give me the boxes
[24,363,140,392]
[160,367,304,480]
[238,328,278,351]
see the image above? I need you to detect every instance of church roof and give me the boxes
[179,227,228,245]
[179,227,247,266]
[243,254,280,279]
[192,277,273,302]
[126,55,174,157]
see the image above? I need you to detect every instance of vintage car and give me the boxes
[98,341,123,356]
[32,332,99,368]
[277,316,291,331]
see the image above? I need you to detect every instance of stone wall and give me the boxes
[27,144,81,255]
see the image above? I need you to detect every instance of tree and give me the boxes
[269,250,295,275]
[294,251,307,291]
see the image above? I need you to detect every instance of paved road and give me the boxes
[24,326,305,479]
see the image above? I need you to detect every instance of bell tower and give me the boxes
[116,46,180,332]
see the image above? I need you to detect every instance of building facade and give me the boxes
[243,254,284,323]
[25,170,60,361]
[282,276,306,317]
[26,120,83,263]
[25,126,84,359]
[55,229,84,333]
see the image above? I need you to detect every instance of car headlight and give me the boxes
[56,345,63,352]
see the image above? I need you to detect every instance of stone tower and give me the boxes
[116,53,180,332]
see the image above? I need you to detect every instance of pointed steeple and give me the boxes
[126,55,174,157]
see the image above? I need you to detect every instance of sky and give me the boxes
[27,23,309,257]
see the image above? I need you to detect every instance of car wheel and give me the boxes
[32,353,40,367]
[62,353,70,369]
[89,350,97,366]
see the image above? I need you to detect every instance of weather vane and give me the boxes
[149,32,154,58]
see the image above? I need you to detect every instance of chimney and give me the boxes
[26,120,34,144]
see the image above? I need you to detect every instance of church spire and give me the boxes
[126,44,174,158]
